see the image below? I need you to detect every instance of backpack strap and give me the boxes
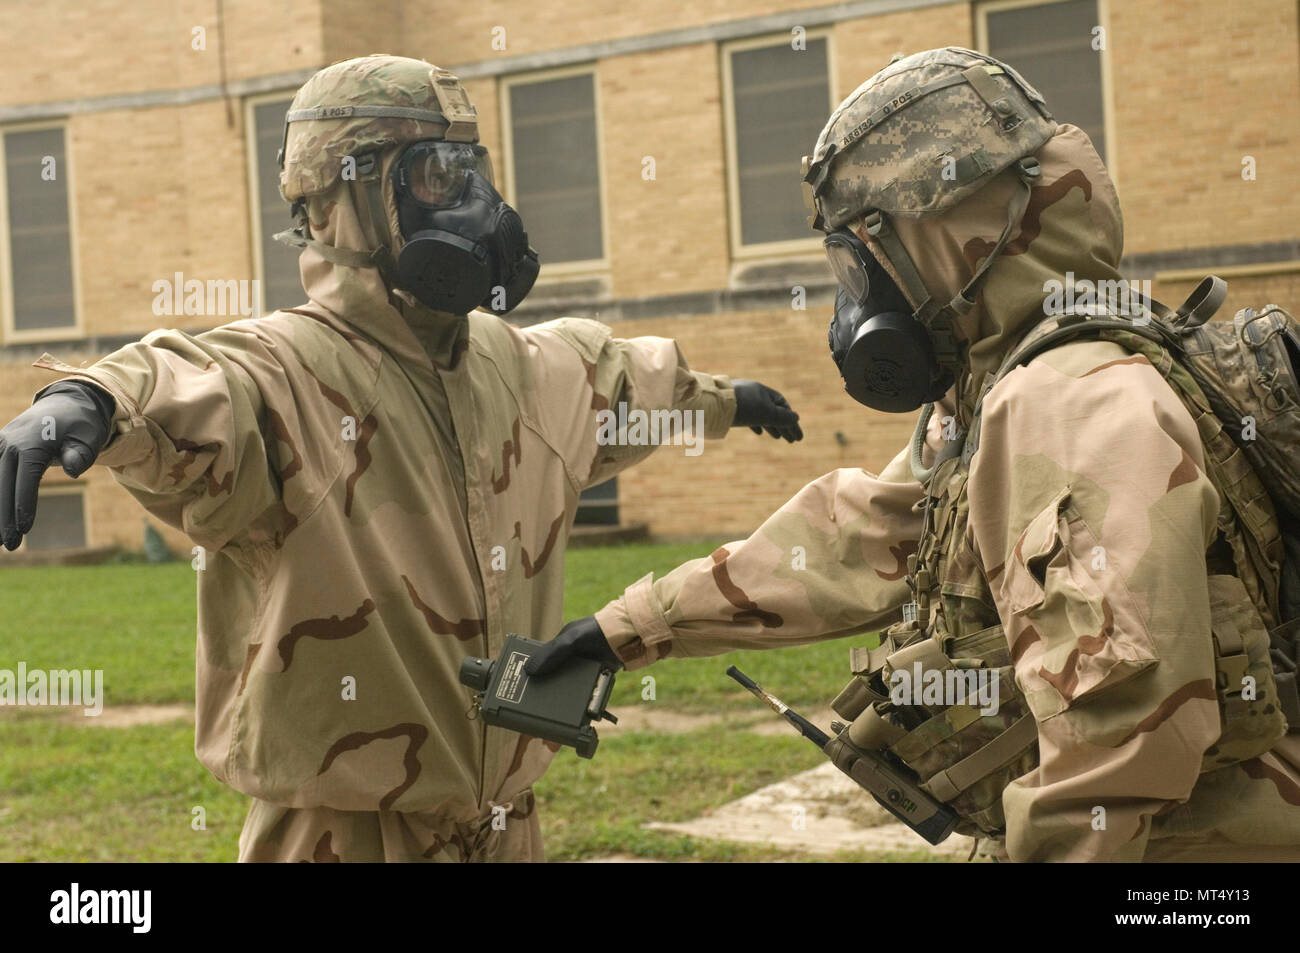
[961,313,1169,464]
[1172,275,1229,329]
[961,278,1226,464]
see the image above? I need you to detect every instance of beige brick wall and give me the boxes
[1154,271,1300,324]
[0,0,323,107]
[401,0,864,66]
[1107,0,1300,252]
[2,0,1299,554]
[321,0,401,64]
[607,306,917,539]
[65,99,254,341]
[600,43,730,297]
[834,2,973,101]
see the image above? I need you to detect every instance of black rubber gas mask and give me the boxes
[826,227,952,412]
[391,139,539,315]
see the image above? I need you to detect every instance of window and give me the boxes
[24,489,86,551]
[980,0,1108,161]
[247,96,303,314]
[1,124,78,337]
[502,68,605,269]
[576,477,619,526]
[723,33,834,255]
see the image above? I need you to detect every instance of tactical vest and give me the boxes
[829,283,1299,839]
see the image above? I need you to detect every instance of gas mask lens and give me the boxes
[395,141,494,209]
[824,229,872,304]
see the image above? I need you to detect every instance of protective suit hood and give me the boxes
[866,122,1125,418]
[276,54,488,366]
[294,149,469,369]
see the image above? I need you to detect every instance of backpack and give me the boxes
[965,276,1300,730]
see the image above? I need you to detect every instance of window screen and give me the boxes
[985,0,1106,160]
[508,73,604,264]
[252,99,303,312]
[5,127,76,333]
[25,492,86,550]
[730,37,831,247]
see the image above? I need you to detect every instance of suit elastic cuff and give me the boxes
[694,373,736,437]
[32,356,152,466]
[595,573,676,670]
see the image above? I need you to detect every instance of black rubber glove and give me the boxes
[731,379,803,442]
[0,380,115,551]
[525,615,624,677]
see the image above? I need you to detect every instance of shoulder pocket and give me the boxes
[1000,486,1071,614]
[1000,487,1159,720]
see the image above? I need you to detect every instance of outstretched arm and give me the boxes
[22,322,290,554]
[528,403,956,677]
[521,317,800,490]
[583,446,924,668]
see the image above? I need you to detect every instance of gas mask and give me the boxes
[825,227,953,413]
[390,139,539,315]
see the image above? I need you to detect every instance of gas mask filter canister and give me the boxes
[825,227,952,412]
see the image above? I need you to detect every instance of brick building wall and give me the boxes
[0,0,1297,557]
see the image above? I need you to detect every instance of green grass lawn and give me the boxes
[0,561,196,703]
[0,542,893,862]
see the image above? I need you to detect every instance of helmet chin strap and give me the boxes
[863,155,1041,380]
[273,163,401,290]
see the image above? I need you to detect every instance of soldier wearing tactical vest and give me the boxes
[0,55,803,862]
[532,48,1300,861]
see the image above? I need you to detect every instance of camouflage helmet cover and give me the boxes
[279,54,480,202]
[804,47,1057,228]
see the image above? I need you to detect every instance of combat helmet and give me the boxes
[804,47,1057,371]
[273,55,481,279]
[278,54,479,201]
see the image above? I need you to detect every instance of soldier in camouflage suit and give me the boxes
[0,55,802,862]
[534,48,1300,861]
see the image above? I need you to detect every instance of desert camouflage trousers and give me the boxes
[237,789,543,862]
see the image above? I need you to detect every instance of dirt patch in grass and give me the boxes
[0,704,192,727]
[576,853,672,863]
[599,707,728,737]
[646,762,979,860]
[598,704,837,738]
[85,704,192,727]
